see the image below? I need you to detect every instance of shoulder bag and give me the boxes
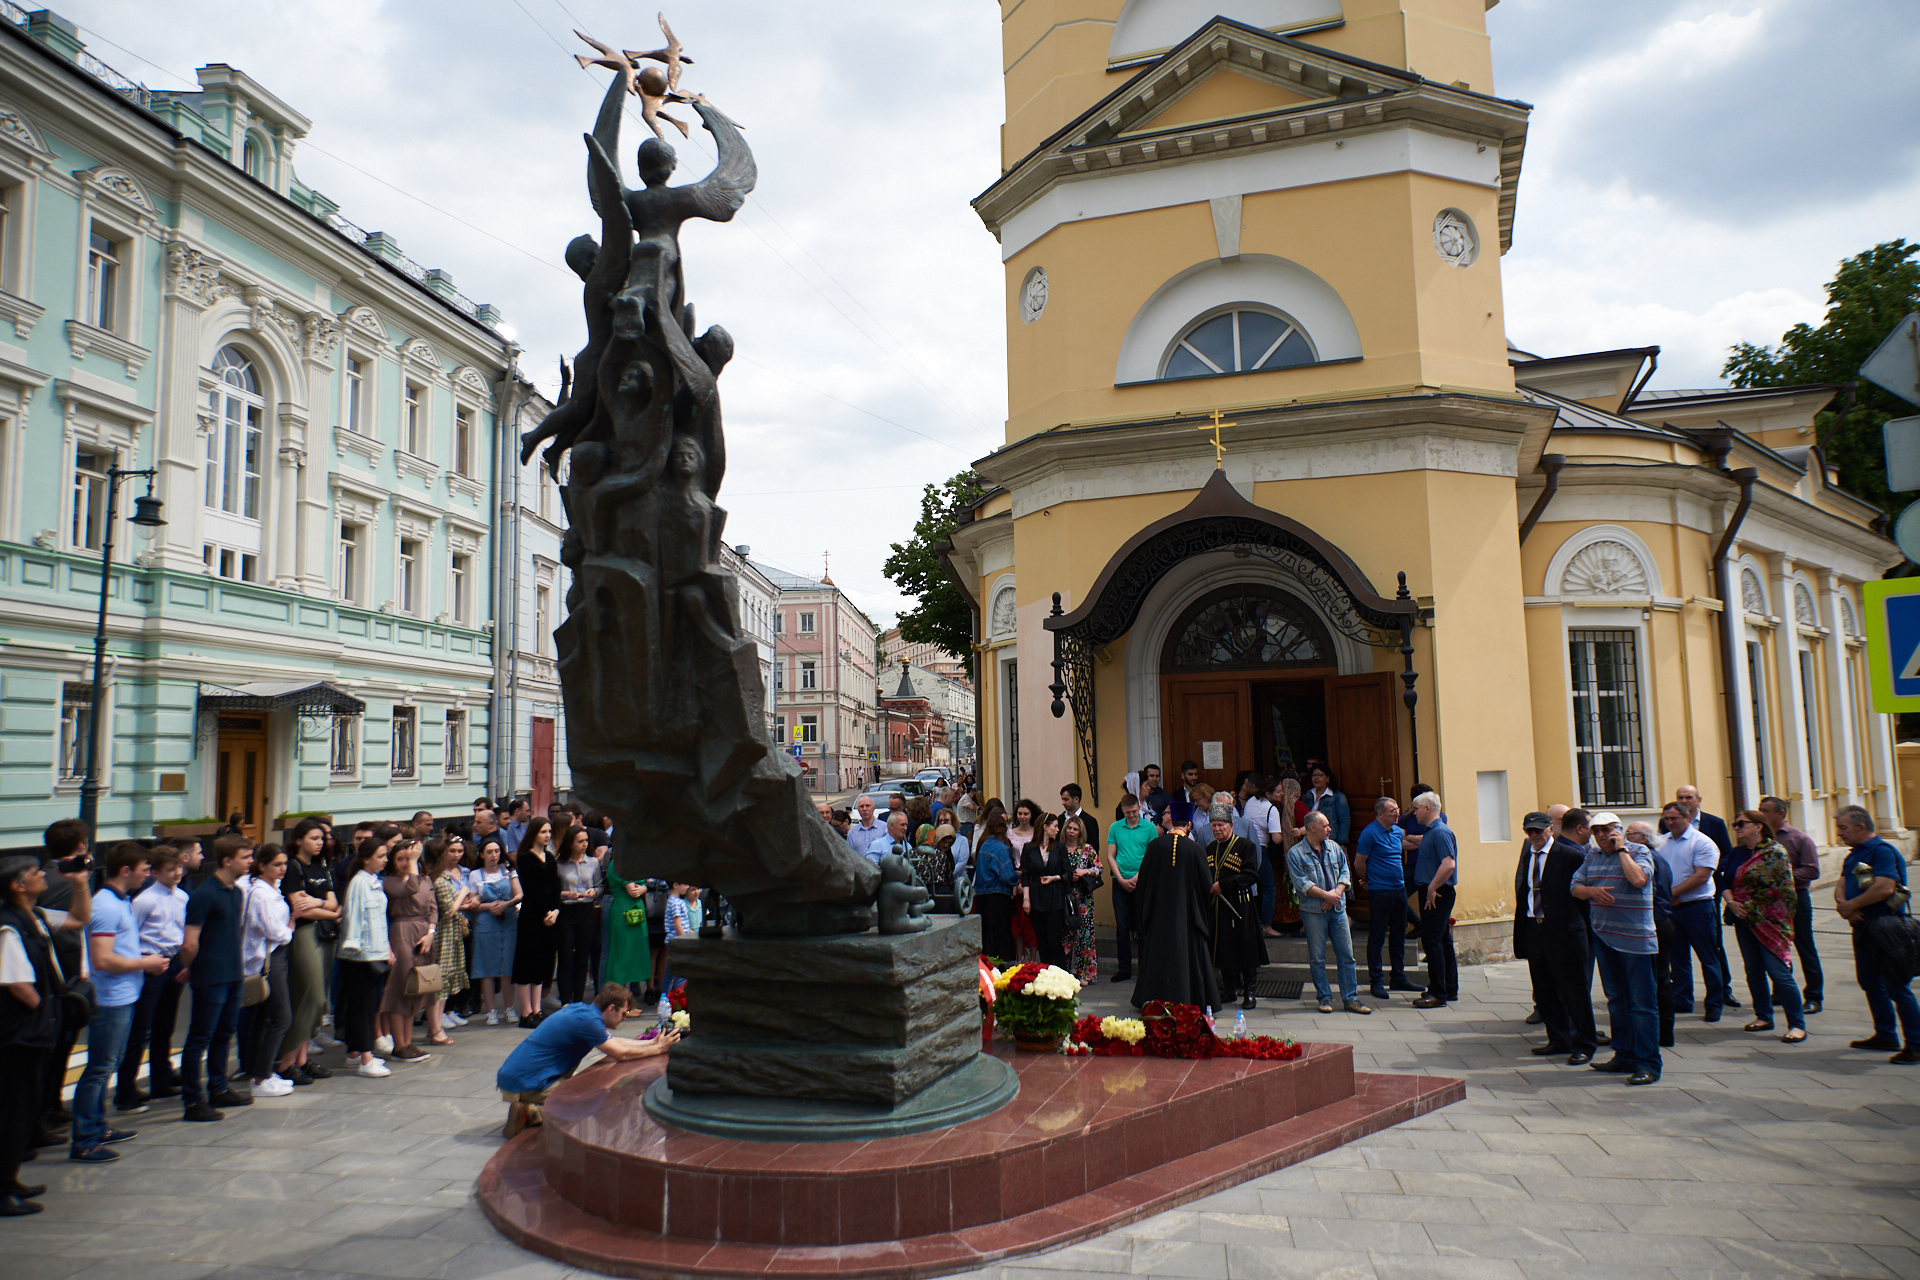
[241,972,270,1007]
[405,962,444,996]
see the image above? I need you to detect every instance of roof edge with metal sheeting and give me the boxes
[198,680,366,716]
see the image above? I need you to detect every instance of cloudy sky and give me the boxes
[68,0,1917,626]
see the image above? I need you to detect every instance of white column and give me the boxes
[274,443,300,590]
[1820,575,1862,813]
[152,239,220,575]
[1770,556,1810,814]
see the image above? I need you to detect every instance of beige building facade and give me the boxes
[941,0,1903,937]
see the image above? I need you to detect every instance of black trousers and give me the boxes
[1526,922,1596,1053]
[118,957,185,1102]
[40,1009,79,1120]
[1792,883,1825,1003]
[557,904,598,1005]
[336,959,384,1055]
[1032,905,1067,971]
[0,1045,47,1189]
[1420,885,1458,1001]
[1366,889,1408,987]
[239,947,292,1082]
[1654,916,1677,1046]
[977,893,1015,963]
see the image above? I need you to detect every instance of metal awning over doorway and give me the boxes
[1043,469,1423,803]
[198,680,366,716]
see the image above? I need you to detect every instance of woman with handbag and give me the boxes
[1727,810,1808,1044]
[554,825,604,1005]
[1060,813,1104,984]
[276,819,339,1086]
[377,838,439,1062]
[511,819,561,1028]
[603,862,652,1000]
[336,839,393,1078]
[468,841,519,1023]
[424,837,474,1045]
[1022,813,1071,971]
[238,844,295,1098]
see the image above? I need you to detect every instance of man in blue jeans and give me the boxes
[1355,796,1414,1000]
[176,835,255,1123]
[1654,802,1725,1021]
[1572,813,1660,1085]
[1286,812,1371,1015]
[1834,805,1920,1063]
[71,843,169,1162]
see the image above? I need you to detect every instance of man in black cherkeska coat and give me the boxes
[1131,802,1220,1012]
[1205,805,1268,1010]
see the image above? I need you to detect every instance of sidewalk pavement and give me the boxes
[11,908,1919,1280]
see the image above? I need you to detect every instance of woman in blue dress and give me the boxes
[467,841,520,1024]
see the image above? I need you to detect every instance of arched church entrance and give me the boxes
[1045,471,1417,818]
[1157,583,1398,806]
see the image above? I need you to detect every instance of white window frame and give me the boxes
[344,352,368,435]
[58,681,93,784]
[444,708,467,778]
[70,442,110,553]
[398,537,421,616]
[535,583,553,656]
[402,380,426,459]
[800,659,817,690]
[453,404,474,478]
[330,712,360,779]
[337,520,364,603]
[85,221,121,333]
[1565,623,1651,811]
[450,551,471,624]
[390,705,417,780]
[798,714,819,743]
[799,611,816,634]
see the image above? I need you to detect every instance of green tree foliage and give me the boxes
[1723,240,1920,518]
[883,470,986,679]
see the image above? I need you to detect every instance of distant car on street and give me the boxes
[914,768,948,789]
[864,779,929,802]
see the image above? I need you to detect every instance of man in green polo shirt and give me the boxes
[1105,792,1156,983]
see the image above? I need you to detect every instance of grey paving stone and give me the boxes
[1862,1245,1920,1280]
[1604,1205,1775,1240]
[1369,1254,1527,1280]
[1750,1211,1920,1247]
[303,1239,469,1280]
[1712,1236,1903,1278]
[426,1243,576,1280]
[1007,1241,1131,1273]
[1287,1218,1433,1256]
[1421,1221,1581,1262]
[1341,1193,1485,1225]
[1122,1239,1230,1277]
[307,1204,463,1240]
[1221,1246,1377,1280]
[1393,1170,1530,1200]
[65,1264,225,1280]
[1565,1228,1745,1268]
[1184,1213,1293,1247]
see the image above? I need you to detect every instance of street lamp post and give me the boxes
[77,467,165,835]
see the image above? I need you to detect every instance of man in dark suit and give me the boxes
[1513,809,1597,1064]
[1676,783,1740,1009]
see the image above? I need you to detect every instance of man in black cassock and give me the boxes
[1131,801,1220,1011]
[1206,803,1268,1011]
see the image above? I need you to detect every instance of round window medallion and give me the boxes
[1432,209,1478,268]
[1019,266,1049,324]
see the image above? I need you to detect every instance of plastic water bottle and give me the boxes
[658,994,672,1029]
[1233,1011,1247,1039]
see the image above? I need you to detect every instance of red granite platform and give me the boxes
[477,1043,1461,1279]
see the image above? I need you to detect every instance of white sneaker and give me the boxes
[374,1035,394,1055]
[358,1058,391,1078]
[445,1011,467,1027]
[485,1010,500,1026]
[252,1075,294,1097]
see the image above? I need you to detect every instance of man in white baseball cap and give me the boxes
[1569,812,1660,1085]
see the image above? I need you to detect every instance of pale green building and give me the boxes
[0,11,517,844]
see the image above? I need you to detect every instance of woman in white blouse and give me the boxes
[238,844,295,1098]
[336,838,395,1078]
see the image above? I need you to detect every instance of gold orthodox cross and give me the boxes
[1197,408,1233,468]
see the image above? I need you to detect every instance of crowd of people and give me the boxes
[0,798,711,1217]
[1,760,1914,1218]
[824,762,1918,1092]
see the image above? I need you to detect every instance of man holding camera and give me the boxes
[1571,812,1660,1085]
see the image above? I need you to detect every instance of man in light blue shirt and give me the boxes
[1409,793,1459,1008]
[73,843,169,1162]
[502,798,530,854]
[845,796,890,860]
[1571,812,1659,1085]
[1286,812,1371,1016]
[1654,802,1724,1021]
[1354,796,1411,1000]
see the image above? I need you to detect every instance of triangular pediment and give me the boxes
[1120,65,1323,138]
[974,15,1531,254]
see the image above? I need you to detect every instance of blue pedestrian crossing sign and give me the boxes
[1864,579,1920,711]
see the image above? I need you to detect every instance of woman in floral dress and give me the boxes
[1727,808,1806,1043]
[1059,813,1103,984]
[424,836,473,1045]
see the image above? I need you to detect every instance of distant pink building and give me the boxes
[758,564,879,792]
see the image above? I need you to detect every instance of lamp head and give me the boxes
[130,490,166,541]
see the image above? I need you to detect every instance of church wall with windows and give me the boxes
[0,17,512,845]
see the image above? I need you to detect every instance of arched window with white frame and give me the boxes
[204,344,265,582]
[1160,305,1317,380]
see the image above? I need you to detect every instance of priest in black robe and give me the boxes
[1131,801,1220,1011]
[1206,802,1268,1010]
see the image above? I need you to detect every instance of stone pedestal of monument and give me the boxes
[646,915,1017,1139]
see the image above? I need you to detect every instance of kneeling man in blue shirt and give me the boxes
[496,983,679,1136]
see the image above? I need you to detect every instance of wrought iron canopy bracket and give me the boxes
[1047,593,1100,805]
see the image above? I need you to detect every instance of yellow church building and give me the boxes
[940,0,1904,946]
